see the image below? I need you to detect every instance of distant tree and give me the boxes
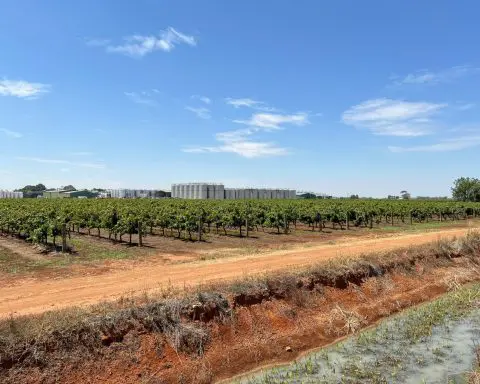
[62,185,76,191]
[451,177,480,202]
[400,190,411,200]
[15,183,47,198]
[350,194,359,199]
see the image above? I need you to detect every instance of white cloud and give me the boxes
[0,128,22,138]
[16,157,106,169]
[392,65,480,86]
[226,98,263,108]
[183,141,287,158]
[185,106,211,119]
[0,79,50,99]
[458,103,475,111]
[225,97,277,112]
[106,27,196,57]
[234,112,309,130]
[342,98,446,136]
[183,127,288,158]
[191,95,211,104]
[124,91,157,106]
[388,136,480,153]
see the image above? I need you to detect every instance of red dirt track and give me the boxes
[0,227,477,318]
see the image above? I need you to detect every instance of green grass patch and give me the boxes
[0,246,70,274]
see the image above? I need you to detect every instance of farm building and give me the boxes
[171,183,296,200]
[108,189,171,199]
[43,190,99,199]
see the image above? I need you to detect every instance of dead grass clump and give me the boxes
[0,292,231,373]
[328,305,367,335]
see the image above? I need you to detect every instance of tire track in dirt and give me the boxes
[0,227,477,318]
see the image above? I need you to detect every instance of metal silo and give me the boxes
[180,184,185,199]
[214,184,225,199]
[199,183,207,199]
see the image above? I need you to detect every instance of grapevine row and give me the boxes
[0,199,479,249]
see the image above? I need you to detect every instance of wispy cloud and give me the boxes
[391,65,480,86]
[0,79,50,99]
[389,136,480,153]
[104,27,196,58]
[185,106,211,119]
[342,98,446,136]
[0,128,22,138]
[124,91,157,107]
[458,103,475,111]
[16,157,106,169]
[225,98,277,112]
[234,112,309,130]
[183,129,288,158]
[191,95,211,104]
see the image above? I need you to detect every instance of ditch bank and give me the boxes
[1,232,480,383]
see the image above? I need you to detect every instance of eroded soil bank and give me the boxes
[2,234,480,383]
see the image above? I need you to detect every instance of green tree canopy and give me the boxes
[452,177,480,202]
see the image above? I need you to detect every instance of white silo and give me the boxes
[192,184,198,199]
[290,190,296,199]
[214,184,225,199]
[198,183,207,199]
[188,184,193,199]
[180,184,185,198]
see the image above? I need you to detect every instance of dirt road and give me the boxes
[0,227,477,318]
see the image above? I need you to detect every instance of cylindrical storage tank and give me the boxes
[172,185,177,198]
[180,184,185,199]
[199,184,207,199]
[290,190,296,199]
[193,184,198,199]
[214,184,224,199]
[239,189,245,199]
[266,190,273,199]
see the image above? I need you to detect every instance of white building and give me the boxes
[0,190,23,199]
[172,183,296,200]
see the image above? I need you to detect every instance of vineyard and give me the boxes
[1,199,480,251]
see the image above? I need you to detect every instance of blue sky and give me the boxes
[1,0,479,197]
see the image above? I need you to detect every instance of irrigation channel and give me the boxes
[235,284,480,384]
